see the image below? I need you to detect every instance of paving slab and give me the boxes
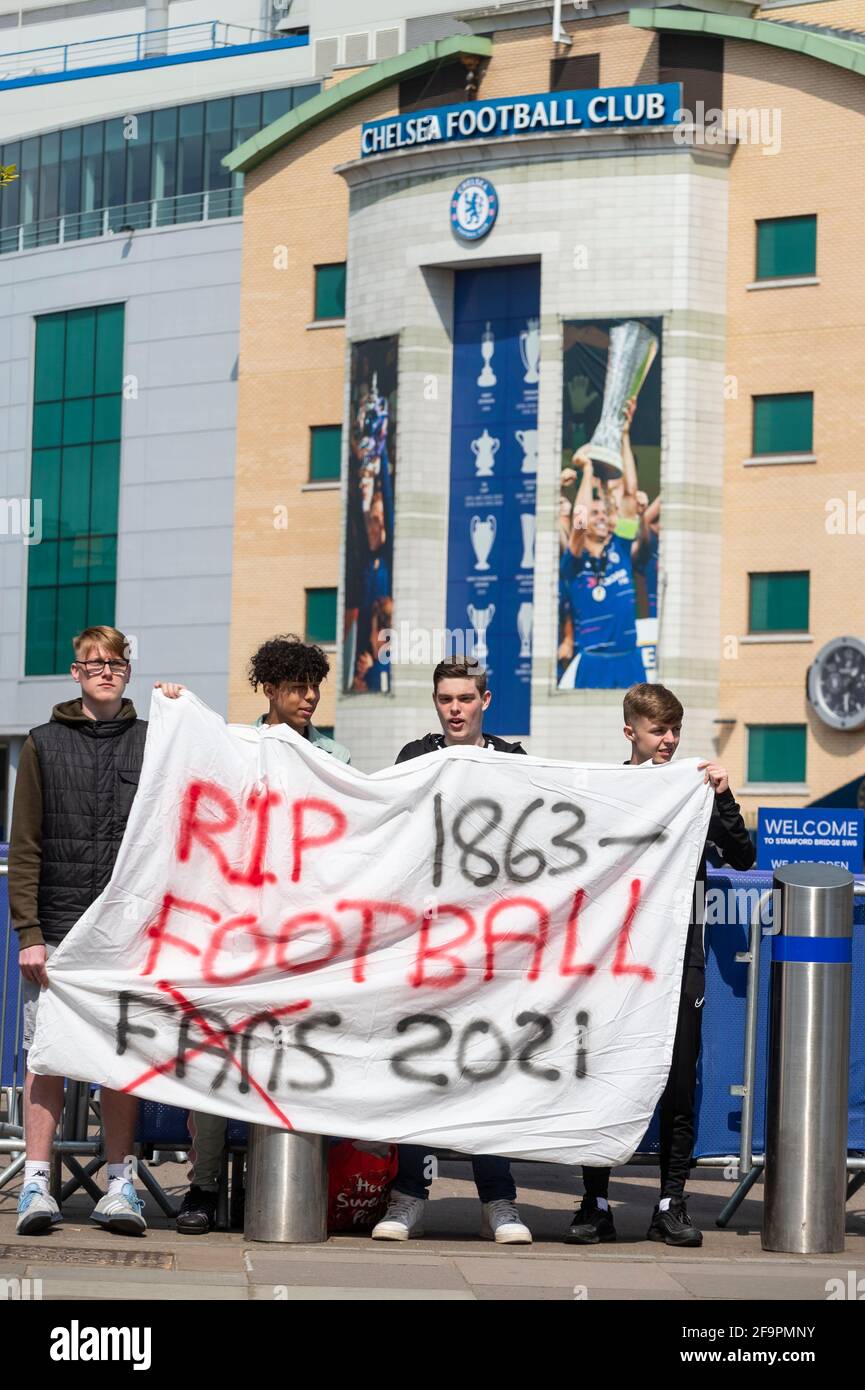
[249,1285,476,1301]
[22,1262,247,1287]
[247,1257,470,1291]
[15,1276,248,1300]
[454,1254,685,1292]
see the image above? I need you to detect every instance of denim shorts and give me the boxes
[21,942,58,1051]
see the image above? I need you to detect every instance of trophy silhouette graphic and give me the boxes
[582,320,658,481]
[477,322,496,388]
[520,513,536,570]
[471,428,500,478]
[519,317,541,385]
[467,603,495,662]
[515,428,538,475]
[470,515,496,571]
[517,601,534,659]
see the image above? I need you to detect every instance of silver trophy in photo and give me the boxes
[470,514,497,571]
[467,603,495,663]
[517,601,534,659]
[583,320,658,481]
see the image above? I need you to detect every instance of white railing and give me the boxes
[0,186,242,255]
[0,21,297,82]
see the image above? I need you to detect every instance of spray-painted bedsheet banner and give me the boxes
[29,693,714,1166]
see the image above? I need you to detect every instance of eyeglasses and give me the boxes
[75,659,130,676]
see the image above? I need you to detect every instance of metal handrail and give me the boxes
[0,21,294,80]
[0,186,243,257]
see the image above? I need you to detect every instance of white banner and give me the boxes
[29,692,713,1165]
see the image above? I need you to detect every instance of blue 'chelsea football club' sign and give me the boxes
[361,83,680,157]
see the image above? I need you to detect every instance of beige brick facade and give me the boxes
[758,0,865,29]
[719,40,865,819]
[228,80,399,728]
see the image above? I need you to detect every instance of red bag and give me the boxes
[327,1140,399,1232]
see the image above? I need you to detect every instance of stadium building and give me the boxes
[224,0,865,827]
[0,0,474,833]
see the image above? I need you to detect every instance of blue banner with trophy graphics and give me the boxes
[446,265,540,736]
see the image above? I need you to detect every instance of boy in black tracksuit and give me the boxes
[371,660,532,1245]
[566,682,755,1248]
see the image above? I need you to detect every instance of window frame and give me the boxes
[305,587,338,646]
[313,263,346,323]
[755,214,817,282]
[309,424,342,483]
[751,392,813,458]
[748,571,810,635]
[746,723,807,785]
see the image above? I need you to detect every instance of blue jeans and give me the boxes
[396,1145,516,1203]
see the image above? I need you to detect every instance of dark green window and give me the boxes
[756,216,816,280]
[310,426,342,482]
[314,264,346,321]
[306,588,337,645]
[749,572,809,633]
[752,393,812,456]
[26,304,124,676]
[747,725,807,784]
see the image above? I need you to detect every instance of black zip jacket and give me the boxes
[396,732,526,761]
[689,786,756,968]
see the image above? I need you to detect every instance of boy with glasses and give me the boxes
[11,625,181,1235]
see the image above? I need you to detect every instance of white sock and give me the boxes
[107,1163,129,1195]
[595,1197,610,1211]
[24,1161,50,1191]
[659,1196,672,1212]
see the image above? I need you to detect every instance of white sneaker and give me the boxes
[480,1200,532,1244]
[371,1190,425,1241]
[90,1182,147,1235]
[16,1183,62,1235]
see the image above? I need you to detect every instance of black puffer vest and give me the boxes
[30,701,148,944]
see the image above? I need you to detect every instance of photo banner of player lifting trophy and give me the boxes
[558,317,663,691]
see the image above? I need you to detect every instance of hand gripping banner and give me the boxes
[29,692,713,1165]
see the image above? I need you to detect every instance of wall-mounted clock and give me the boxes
[807,636,865,731]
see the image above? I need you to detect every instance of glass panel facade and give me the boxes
[126,112,153,207]
[26,305,125,676]
[204,98,232,192]
[0,84,319,246]
[59,126,82,216]
[756,216,816,280]
[747,725,807,783]
[749,572,809,632]
[0,140,20,228]
[752,393,813,455]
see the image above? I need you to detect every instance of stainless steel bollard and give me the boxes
[762,863,853,1253]
[244,1125,328,1244]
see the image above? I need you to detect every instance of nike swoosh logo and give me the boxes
[695,997,705,1009]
